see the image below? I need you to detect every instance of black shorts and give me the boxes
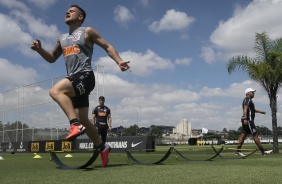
[66,71,95,109]
[241,119,257,135]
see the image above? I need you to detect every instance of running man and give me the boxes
[31,4,130,167]
[235,88,272,156]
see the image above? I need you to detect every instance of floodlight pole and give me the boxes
[2,96,5,142]
[136,112,138,136]
[2,123,4,142]
[32,127,34,141]
[22,87,24,142]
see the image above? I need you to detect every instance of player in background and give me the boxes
[92,96,112,144]
[235,88,272,157]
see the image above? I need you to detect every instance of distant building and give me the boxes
[172,118,191,136]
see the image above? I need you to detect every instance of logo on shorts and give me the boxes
[76,82,86,95]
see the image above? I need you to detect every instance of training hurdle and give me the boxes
[174,146,224,161]
[125,147,174,165]
[48,144,257,169]
[211,145,257,159]
[50,150,100,170]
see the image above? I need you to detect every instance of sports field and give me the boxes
[0,144,280,184]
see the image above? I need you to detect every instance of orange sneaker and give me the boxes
[100,144,111,167]
[66,123,86,141]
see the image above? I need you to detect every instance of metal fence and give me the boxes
[0,65,104,142]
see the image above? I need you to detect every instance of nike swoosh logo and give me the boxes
[131,141,143,147]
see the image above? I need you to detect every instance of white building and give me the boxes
[173,118,191,136]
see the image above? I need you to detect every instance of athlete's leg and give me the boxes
[99,128,108,144]
[237,133,246,150]
[75,107,110,167]
[49,78,77,120]
[76,107,103,146]
[253,133,262,147]
[253,133,267,154]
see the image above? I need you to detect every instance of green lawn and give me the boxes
[0,144,280,184]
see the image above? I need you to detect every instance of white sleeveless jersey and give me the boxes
[59,27,93,76]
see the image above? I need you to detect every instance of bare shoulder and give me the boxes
[85,27,102,44]
[85,27,100,37]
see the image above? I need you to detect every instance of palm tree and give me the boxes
[227,32,282,153]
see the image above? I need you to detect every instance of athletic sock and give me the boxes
[70,118,79,125]
[258,146,265,153]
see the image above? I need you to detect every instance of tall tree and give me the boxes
[150,126,163,138]
[227,32,282,153]
[124,124,139,136]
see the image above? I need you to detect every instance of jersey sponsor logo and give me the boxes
[63,45,80,57]
[98,111,106,116]
[131,141,143,148]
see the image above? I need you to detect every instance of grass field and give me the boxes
[0,144,280,184]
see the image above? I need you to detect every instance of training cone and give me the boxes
[65,154,73,158]
[0,156,4,160]
[33,154,42,159]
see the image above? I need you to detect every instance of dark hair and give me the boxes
[99,96,105,100]
[70,4,86,23]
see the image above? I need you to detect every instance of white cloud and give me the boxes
[148,9,195,33]
[27,0,57,9]
[94,49,174,76]
[105,78,274,130]
[175,57,192,65]
[200,46,216,64]
[103,75,201,127]
[151,90,199,104]
[11,10,60,39]
[199,87,226,97]
[0,58,37,89]
[0,14,32,48]
[0,0,30,12]
[0,4,60,56]
[199,80,265,99]
[114,5,135,26]
[202,0,282,63]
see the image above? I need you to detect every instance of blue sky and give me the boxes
[1,0,282,131]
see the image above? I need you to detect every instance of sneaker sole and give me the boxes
[263,150,273,156]
[235,153,246,157]
[66,128,86,141]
